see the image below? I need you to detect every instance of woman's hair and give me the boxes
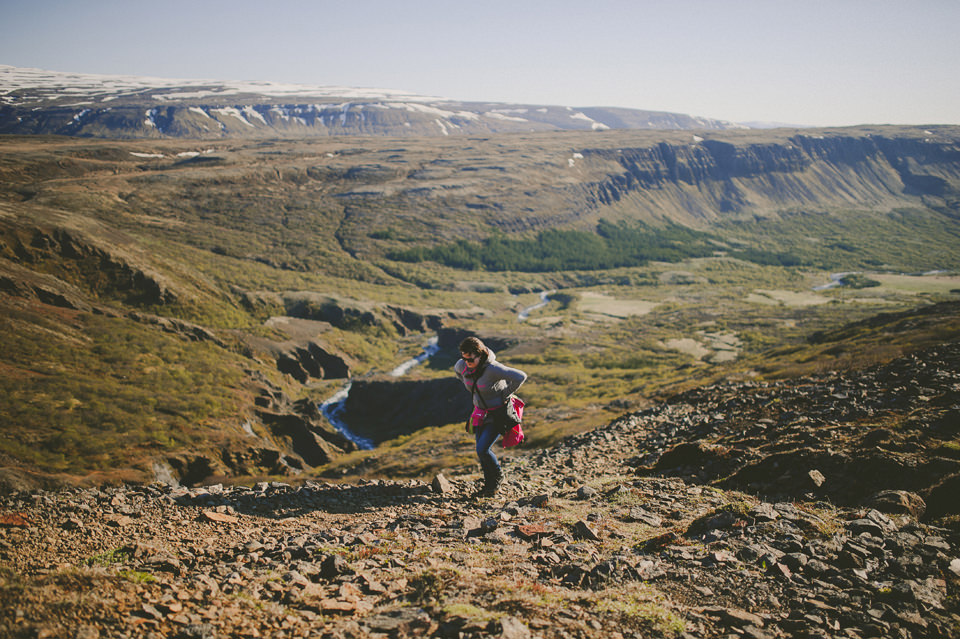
[459,336,486,356]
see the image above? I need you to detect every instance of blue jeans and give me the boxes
[475,418,502,481]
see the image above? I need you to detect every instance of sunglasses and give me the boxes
[462,354,480,363]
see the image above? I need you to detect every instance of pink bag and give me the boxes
[501,395,525,448]
[468,407,488,433]
[502,423,525,448]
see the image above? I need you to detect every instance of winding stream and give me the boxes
[320,336,439,450]
[812,273,854,291]
[518,290,554,321]
[320,381,370,449]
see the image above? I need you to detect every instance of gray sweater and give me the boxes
[454,349,527,409]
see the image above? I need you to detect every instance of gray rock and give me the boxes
[572,520,600,541]
[577,485,598,500]
[748,503,780,522]
[499,615,532,639]
[431,473,454,494]
[868,490,926,519]
[321,554,349,579]
[626,507,662,527]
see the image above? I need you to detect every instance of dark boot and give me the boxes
[480,466,503,497]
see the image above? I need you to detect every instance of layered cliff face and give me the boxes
[574,130,960,223]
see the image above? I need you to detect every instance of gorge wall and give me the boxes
[573,130,960,223]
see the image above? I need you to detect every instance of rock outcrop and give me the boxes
[342,378,471,446]
[580,131,960,219]
[283,292,444,338]
[0,222,178,307]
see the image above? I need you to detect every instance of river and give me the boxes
[320,335,439,450]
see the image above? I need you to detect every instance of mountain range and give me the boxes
[0,65,750,138]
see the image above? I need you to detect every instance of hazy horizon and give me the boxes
[1,0,958,128]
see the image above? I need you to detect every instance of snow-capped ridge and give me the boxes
[0,65,752,138]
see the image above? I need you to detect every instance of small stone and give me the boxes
[573,520,601,541]
[626,508,662,527]
[868,490,926,519]
[320,599,356,614]
[766,562,792,580]
[0,513,33,528]
[526,493,550,508]
[109,515,135,528]
[705,606,765,628]
[321,554,349,579]
[516,524,549,540]
[141,603,165,621]
[201,511,238,524]
[748,504,779,522]
[60,517,84,530]
[75,625,100,639]
[709,550,736,564]
[949,558,960,577]
[640,531,679,551]
[845,518,885,537]
[807,469,826,488]
[481,518,499,532]
[500,615,532,639]
[431,473,454,494]
[577,485,598,500]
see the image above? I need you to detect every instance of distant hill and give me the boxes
[0,65,748,138]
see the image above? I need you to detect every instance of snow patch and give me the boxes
[212,107,254,127]
[484,111,528,122]
[569,111,609,130]
[130,151,165,158]
[242,105,267,124]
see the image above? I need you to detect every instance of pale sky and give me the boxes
[1,0,958,127]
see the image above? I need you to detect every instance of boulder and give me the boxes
[868,490,926,519]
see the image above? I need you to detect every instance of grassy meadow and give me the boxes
[0,130,958,487]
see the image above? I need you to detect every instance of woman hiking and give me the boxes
[455,336,527,498]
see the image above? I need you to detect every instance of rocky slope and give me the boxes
[1,339,958,638]
[0,66,745,139]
